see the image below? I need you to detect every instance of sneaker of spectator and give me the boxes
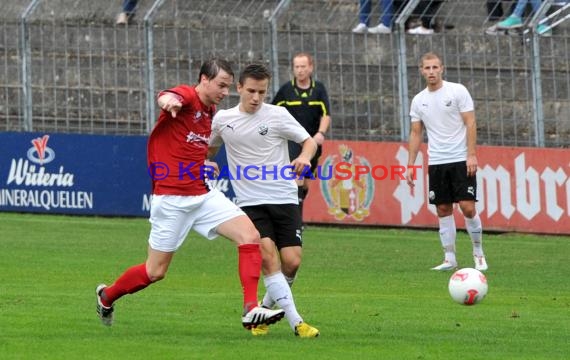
[485,24,508,35]
[116,12,128,25]
[116,0,138,25]
[407,25,434,35]
[352,23,368,33]
[537,23,552,36]
[496,15,524,29]
[368,23,392,34]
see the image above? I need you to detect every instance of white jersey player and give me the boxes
[407,52,488,272]
[209,63,320,338]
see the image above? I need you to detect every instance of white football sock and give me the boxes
[263,272,302,329]
[439,215,457,264]
[465,213,484,257]
[261,291,274,309]
[261,274,296,309]
[284,274,296,287]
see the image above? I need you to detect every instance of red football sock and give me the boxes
[238,244,261,313]
[101,263,152,306]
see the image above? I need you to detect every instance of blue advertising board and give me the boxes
[0,132,236,217]
[0,132,150,216]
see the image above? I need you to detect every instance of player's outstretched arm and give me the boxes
[157,93,182,118]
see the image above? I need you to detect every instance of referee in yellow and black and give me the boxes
[272,52,331,225]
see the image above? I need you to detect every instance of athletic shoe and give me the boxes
[96,284,114,326]
[537,24,552,36]
[251,324,269,336]
[431,260,457,271]
[242,306,285,329]
[116,12,128,25]
[497,16,523,30]
[474,255,488,271]
[485,24,507,36]
[368,23,391,34]
[294,322,320,338]
[352,23,368,34]
[407,26,434,35]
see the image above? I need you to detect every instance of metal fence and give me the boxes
[1,0,569,147]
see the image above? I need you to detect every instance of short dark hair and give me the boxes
[238,63,271,85]
[198,58,234,83]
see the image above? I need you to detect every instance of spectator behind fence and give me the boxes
[487,0,513,21]
[116,0,138,25]
[485,0,517,35]
[495,0,552,36]
[404,0,445,35]
[352,0,395,34]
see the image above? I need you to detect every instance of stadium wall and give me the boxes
[2,0,570,146]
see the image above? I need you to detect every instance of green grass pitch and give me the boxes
[1,212,569,359]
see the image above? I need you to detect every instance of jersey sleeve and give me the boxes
[317,82,331,116]
[158,85,192,105]
[456,84,474,113]
[209,114,224,148]
[277,107,311,143]
[409,95,422,122]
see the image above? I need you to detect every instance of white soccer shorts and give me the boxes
[148,189,245,252]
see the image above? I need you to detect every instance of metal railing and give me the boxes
[1,0,569,147]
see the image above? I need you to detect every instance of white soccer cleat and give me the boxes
[431,260,458,271]
[474,255,488,271]
[96,284,114,326]
[242,306,285,329]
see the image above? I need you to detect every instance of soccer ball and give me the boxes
[448,268,488,305]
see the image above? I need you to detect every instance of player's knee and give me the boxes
[460,203,476,218]
[261,246,279,265]
[281,265,300,279]
[281,252,302,275]
[261,254,281,275]
[235,227,261,245]
[283,258,301,274]
[146,268,167,282]
[243,228,261,245]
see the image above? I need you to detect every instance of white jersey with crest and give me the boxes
[210,103,310,207]
[409,80,474,165]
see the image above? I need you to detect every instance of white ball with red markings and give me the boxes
[448,268,488,305]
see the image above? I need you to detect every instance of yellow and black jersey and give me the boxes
[271,78,331,136]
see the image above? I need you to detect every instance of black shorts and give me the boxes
[428,161,477,205]
[288,141,322,173]
[240,204,303,250]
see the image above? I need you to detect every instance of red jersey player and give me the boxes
[95,59,284,330]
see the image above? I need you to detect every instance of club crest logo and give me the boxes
[27,135,55,165]
[258,124,268,136]
[320,144,374,221]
